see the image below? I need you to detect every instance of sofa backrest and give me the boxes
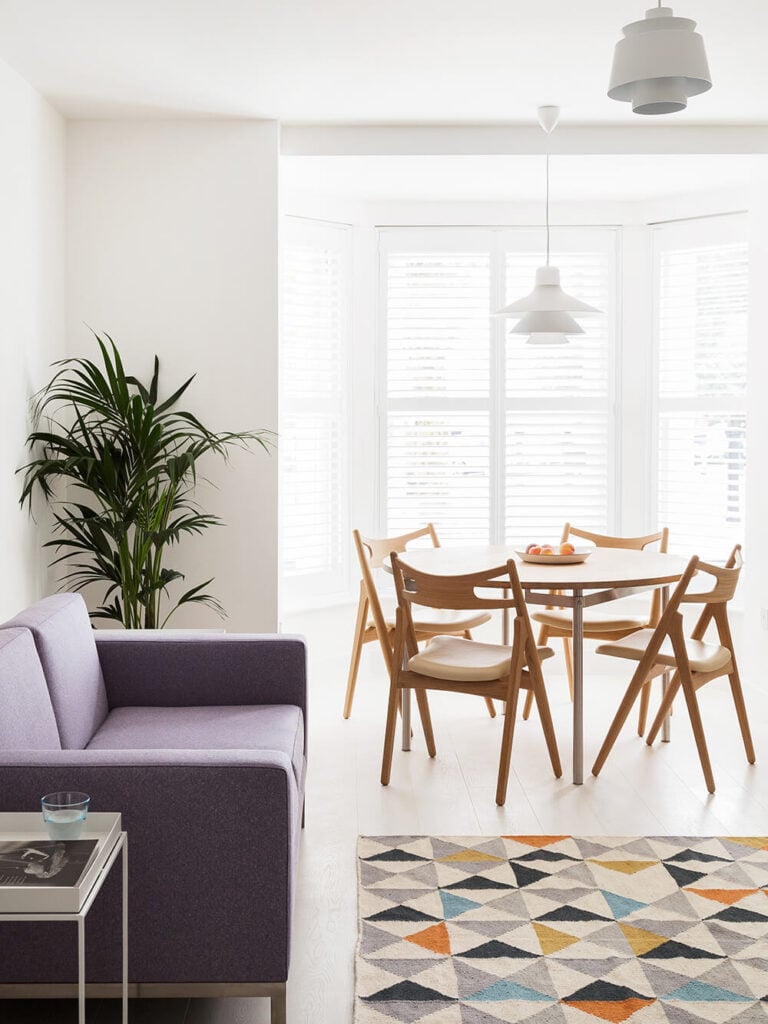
[0,628,62,750]
[4,594,108,749]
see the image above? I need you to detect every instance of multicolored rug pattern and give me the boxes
[356,835,768,1023]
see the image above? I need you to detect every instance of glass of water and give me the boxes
[41,792,90,840]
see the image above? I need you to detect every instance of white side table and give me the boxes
[0,812,127,1024]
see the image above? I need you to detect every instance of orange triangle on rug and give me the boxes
[405,921,451,955]
[685,887,759,905]
[563,997,656,1022]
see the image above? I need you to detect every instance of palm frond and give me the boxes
[20,330,271,628]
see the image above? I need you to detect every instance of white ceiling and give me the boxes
[0,0,766,124]
[282,154,754,203]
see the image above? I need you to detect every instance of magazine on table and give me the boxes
[0,839,98,888]
[0,813,121,912]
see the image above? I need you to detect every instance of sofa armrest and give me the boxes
[95,632,307,715]
[0,748,301,983]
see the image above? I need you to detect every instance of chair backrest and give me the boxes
[638,549,742,673]
[353,525,440,637]
[564,523,669,624]
[682,545,743,648]
[680,545,743,607]
[391,554,519,613]
[355,525,439,572]
[564,524,669,553]
[391,554,530,659]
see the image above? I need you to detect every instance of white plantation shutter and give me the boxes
[654,217,748,559]
[381,231,492,542]
[387,251,490,398]
[506,411,610,541]
[380,227,616,546]
[388,411,490,543]
[280,218,351,605]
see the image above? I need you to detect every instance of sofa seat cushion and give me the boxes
[86,704,305,781]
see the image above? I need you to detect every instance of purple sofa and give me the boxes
[0,593,307,1024]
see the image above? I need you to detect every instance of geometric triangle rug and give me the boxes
[356,836,768,1023]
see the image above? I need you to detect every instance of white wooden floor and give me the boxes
[17,602,768,1023]
[286,602,768,1024]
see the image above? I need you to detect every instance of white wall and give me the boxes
[0,58,66,619]
[67,120,280,631]
[744,159,768,683]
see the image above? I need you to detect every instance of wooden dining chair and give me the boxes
[525,523,669,734]
[591,546,755,794]
[382,554,562,805]
[343,525,495,720]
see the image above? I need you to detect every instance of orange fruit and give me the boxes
[560,543,575,555]
[540,545,554,555]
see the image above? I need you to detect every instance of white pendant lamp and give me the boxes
[494,106,600,346]
[608,4,712,115]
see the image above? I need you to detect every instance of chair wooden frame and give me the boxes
[591,546,755,794]
[382,555,562,805]
[526,523,669,734]
[343,526,495,720]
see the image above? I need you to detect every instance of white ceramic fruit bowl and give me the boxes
[515,546,594,565]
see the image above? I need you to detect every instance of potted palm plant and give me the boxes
[20,332,272,628]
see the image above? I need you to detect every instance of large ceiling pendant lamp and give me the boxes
[494,106,600,346]
[608,3,712,115]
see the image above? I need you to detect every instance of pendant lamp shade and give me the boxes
[495,266,599,317]
[524,333,569,347]
[508,311,585,336]
[608,6,712,115]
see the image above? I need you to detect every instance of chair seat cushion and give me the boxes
[87,704,305,781]
[376,602,492,634]
[596,629,733,674]
[530,609,647,633]
[407,635,554,683]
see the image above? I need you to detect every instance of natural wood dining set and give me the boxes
[342,523,755,805]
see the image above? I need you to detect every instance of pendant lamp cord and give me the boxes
[545,146,550,266]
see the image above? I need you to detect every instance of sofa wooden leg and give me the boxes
[271,984,287,1024]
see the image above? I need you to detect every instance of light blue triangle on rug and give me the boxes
[440,891,481,919]
[664,980,752,1002]
[467,979,552,1002]
[601,889,647,919]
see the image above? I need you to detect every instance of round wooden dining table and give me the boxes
[388,544,690,784]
